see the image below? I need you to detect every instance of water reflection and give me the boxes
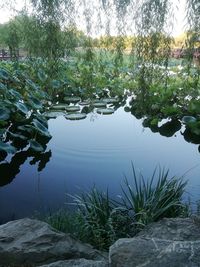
[1,96,200,221]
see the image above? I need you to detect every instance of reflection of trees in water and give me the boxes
[141,115,200,153]
[0,135,52,187]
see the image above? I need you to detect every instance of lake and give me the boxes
[0,105,200,222]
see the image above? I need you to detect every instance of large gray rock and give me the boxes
[109,217,200,267]
[0,218,106,267]
[39,258,108,267]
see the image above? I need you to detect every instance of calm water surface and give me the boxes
[1,107,200,222]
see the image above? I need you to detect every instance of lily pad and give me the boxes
[66,106,80,112]
[102,98,119,104]
[93,102,107,108]
[64,97,81,103]
[97,108,114,115]
[43,111,65,118]
[51,104,69,110]
[79,100,91,106]
[65,113,87,120]
[182,116,197,124]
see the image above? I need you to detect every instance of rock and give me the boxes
[109,217,200,267]
[137,217,200,241]
[39,258,108,267]
[0,218,106,267]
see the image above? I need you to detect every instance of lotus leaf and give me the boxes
[37,69,47,82]
[9,89,22,99]
[29,96,43,109]
[66,106,80,112]
[102,98,119,104]
[0,141,16,154]
[9,132,28,140]
[26,79,38,90]
[64,97,81,103]
[51,104,69,110]
[65,113,87,120]
[93,102,107,108]
[43,111,65,118]
[182,116,197,124]
[15,102,29,114]
[0,69,10,80]
[79,100,91,105]
[0,108,10,120]
[29,140,44,152]
[0,82,6,91]
[51,80,61,89]
[32,119,51,137]
[96,108,114,115]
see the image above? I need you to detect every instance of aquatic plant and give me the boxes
[120,164,188,228]
[44,166,188,250]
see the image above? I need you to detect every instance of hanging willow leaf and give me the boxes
[32,119,51,137]
[0,107,10,120]
[29,140,44,152]
[0,141,16,154]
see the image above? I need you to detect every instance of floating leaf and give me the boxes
[93,102,107,108]
[29,140,44,152]
[79,100,91,106]
[64,97,81,103]
[51,104,69,110]
[97,108,114,115]
[0,141,16,154]
[43,111,65,118]
[66,106,80,112]
[102,97,119,104]
[65,113,87,120]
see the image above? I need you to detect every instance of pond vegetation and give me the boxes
[0,0,200,249]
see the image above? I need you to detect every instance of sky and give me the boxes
[0,0,187,37]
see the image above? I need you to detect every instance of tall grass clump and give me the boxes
[73,188,114,250]
[43,165,188,250]
[120,164,188,229]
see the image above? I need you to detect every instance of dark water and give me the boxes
[1,107,200,222]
